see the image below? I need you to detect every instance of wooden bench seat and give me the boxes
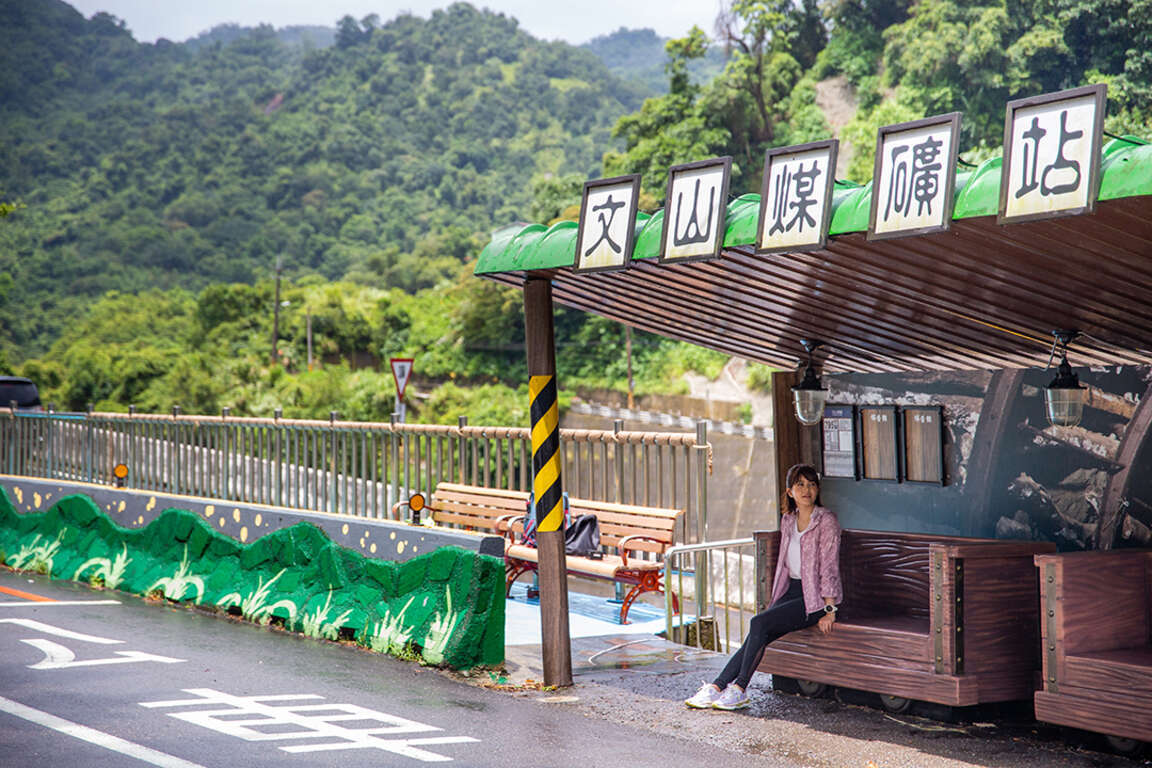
[424,483,684,624]
[1034,550,1152,744]
[754,529,1056,707]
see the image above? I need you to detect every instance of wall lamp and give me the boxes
[791,339,828,426]
[1044,330,1087,428]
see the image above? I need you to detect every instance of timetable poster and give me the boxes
[822,405,857,478]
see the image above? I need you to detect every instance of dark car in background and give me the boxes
[0,376,42,411]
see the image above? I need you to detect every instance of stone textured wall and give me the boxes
[0,488,504,669]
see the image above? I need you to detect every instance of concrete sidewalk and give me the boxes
[484,588,1149,768]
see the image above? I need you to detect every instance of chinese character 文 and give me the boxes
[584,194,625,257]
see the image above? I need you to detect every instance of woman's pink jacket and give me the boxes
[769,506,844,614]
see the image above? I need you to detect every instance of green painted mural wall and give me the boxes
[0,488,505,669]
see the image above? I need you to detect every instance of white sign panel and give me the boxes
[757,140,838,253]
[574,175,641,272]
[390,358,413,399]
[660,157,731,263]
[869,113,961,239]
[999,84,1106,224]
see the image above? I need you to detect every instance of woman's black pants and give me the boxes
[712,578,823,691]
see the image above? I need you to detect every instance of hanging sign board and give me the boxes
[659,157,732,264]
[998,84,1106,225]
[868,112,961,240]
[390,357,414,399]
[574,174,641,273]
[756,139,838,254]
[821,404,858,479]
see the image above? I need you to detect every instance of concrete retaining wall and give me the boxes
[0,477,505,669]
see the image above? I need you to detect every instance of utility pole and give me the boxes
[271,255,283,365]
[625,325,634,409]
[306,308,313,371]
[523,277,572,687]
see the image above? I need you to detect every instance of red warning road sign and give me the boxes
[390,358,414,399]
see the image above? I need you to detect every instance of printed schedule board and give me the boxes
[822,404,857,478]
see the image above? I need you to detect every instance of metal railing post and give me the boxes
[330,411,339,516]
[695,420,710,611]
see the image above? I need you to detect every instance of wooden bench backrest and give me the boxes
[840,530,933,620]
[427,483,683,555]
[568,497,683,555]
[430,482,529,533]
[1036,550,1152,655]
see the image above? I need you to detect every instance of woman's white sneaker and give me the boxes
[712,684,750,710]
[684,683,722,709]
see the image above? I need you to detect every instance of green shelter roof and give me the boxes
[477,138,1152,275]
[476,138,1152,374]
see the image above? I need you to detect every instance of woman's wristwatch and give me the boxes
[823,604,838,614]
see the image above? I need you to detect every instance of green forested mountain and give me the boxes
[3,0,1150,422]
[0,0,646,360]
[581,27,728,94]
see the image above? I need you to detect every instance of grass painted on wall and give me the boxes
[0,488,504,669]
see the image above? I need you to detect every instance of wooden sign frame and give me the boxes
[901,405,946,485]
[859,405,900,482]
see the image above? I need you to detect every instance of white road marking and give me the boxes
[21,639,185,669]
[0,600,121,607]
[0,618,124,643]
[0,694,207,768]
[142,688,479,762]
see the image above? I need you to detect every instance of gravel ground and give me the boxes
[452,638,1152,768]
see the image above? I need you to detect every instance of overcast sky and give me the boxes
[67,1,722,45]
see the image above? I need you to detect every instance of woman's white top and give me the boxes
[786,517,808,579]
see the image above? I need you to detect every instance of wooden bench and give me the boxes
[1033,550,1152,746]
[753,529,1056,707]
[424,482,684,624]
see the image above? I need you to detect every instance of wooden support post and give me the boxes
[524,277,573,687]
[772,369,802,525]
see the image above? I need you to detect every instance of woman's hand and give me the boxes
[817,612,836,635]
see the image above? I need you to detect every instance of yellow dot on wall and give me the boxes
[240,526,248,542]
[342,524,350,535]
[232,509,240,522]
[370,543,377,554]
[118,500,126,513]
[33,493,42,509]
[13,487,23,504]
[218,517,226,528]
[364,530,370,538]
[397,541,406,554]
[411,546,418,554]
[205,505,214,517]
[146,497,156,512]
[390,532,396,540]
[255,513,262,526]
[359,537,365,548]
[137,516,144,525]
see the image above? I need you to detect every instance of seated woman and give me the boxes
[685,463,842,710]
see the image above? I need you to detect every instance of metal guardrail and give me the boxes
[665,537,757,652]
[1,408,712,546]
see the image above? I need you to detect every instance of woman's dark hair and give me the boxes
[783,463,822,513]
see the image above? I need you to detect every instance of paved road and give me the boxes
[0,570,784,768]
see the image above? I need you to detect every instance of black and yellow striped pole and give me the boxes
[524,277,572,686]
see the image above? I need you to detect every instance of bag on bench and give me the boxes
[564,514,601,557]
